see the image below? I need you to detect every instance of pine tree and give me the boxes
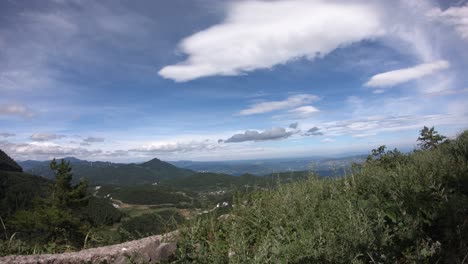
[50,159,88,208]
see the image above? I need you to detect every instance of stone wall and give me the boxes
[0,232,178,264]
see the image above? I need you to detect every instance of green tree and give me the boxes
[417,126,446,150]
[367,145,407,169]
[367,145,386,162]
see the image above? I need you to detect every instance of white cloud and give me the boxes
[322,138,335,143]
[30,133,66,142]
[364,60,450,88]
[428,5,468,40]
[159,0,383,81]
[0,141,102,159]
[239,94,318,115]
[0,103,35,118]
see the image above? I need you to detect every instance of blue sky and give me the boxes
[0,0,467,162]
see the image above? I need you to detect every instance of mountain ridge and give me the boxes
[18,156,196,185]
[0,149,23,172]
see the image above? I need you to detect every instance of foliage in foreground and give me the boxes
[174,129,468,263]
[0,159,122,256]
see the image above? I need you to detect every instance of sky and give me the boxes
[0,0,467,162]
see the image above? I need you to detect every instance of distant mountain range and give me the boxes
[15,155,365,186]
[169,155,366,175]
[19,157,194,185]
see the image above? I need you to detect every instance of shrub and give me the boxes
[120,210,184,240]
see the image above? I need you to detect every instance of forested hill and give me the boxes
[18,157,195,185]
[0,149,51,218]
[0,149,23,172]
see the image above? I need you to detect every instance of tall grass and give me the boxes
[174,131,468,263]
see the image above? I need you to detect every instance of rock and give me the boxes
[155,243,177,261]
[0,231,178,264]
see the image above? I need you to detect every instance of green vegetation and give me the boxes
[120,210,184,239]
[96,185,192,205]
[0,171,51,218]
[162,171,310,192]
[0,158,125,255]
[85,197,123,226]
[0,154,202,256]
[0,159,93,254]
[174,128,468,263]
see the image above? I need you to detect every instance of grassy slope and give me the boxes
[175,131,468,263]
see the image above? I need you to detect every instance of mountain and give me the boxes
[19,157,195,185]
[0,149,23,172]
[141,158,193,178]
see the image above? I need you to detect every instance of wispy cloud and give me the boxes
[352,133,377,138]
[318,114,452,137]
[0,132,15,138]
[287,106,320,118]
[423,88,468,97]
[83,136,105,143]
[0,103,35,118]
[365,60,450,88]
[428,5,468,40]
[30,133,66,142]
[239,94,319,116]
[159,0,382,81]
